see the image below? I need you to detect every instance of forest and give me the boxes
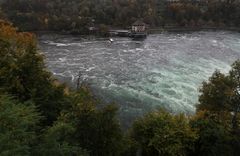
[0,0,240,34]
[0,0,240,155]
[0,19,240,155]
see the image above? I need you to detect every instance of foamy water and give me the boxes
[38,31,240,127]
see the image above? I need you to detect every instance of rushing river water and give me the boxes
[38,31,240,127]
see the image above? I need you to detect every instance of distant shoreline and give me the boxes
[149,26,240,33]
[33,26,240,37]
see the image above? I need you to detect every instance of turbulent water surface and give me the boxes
[38,31,240,126]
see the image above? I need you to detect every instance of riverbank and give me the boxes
[149,26,240,33]
[33,26,240,38]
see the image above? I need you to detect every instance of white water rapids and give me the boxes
[38,31,240,127]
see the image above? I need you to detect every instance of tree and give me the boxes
[0,95,41,156]
[190,111,234,156]
[35,122,88,156]
[197,61,240,130]
[197,70,232,112]
[197,60,240,155]
[58,87,124,156]
[0,20,70,125]
[228,60,240,130]
[0,19,124,155]
[129,109,197,156]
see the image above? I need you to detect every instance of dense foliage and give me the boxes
[129,109,197,156]
[0,20,69,125]
[0,20,240,155]
[1,0,240,33]
[0,20,123,156]
[0,95,41,155]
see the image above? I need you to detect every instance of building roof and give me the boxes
[132,20,146,26]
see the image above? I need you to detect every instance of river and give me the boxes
[38,31,240,127]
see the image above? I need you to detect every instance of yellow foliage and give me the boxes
[0,20,36,50]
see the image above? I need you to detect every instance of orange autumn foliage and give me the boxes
[0,20,36,50]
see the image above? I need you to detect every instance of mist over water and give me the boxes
[38,31,240,127]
